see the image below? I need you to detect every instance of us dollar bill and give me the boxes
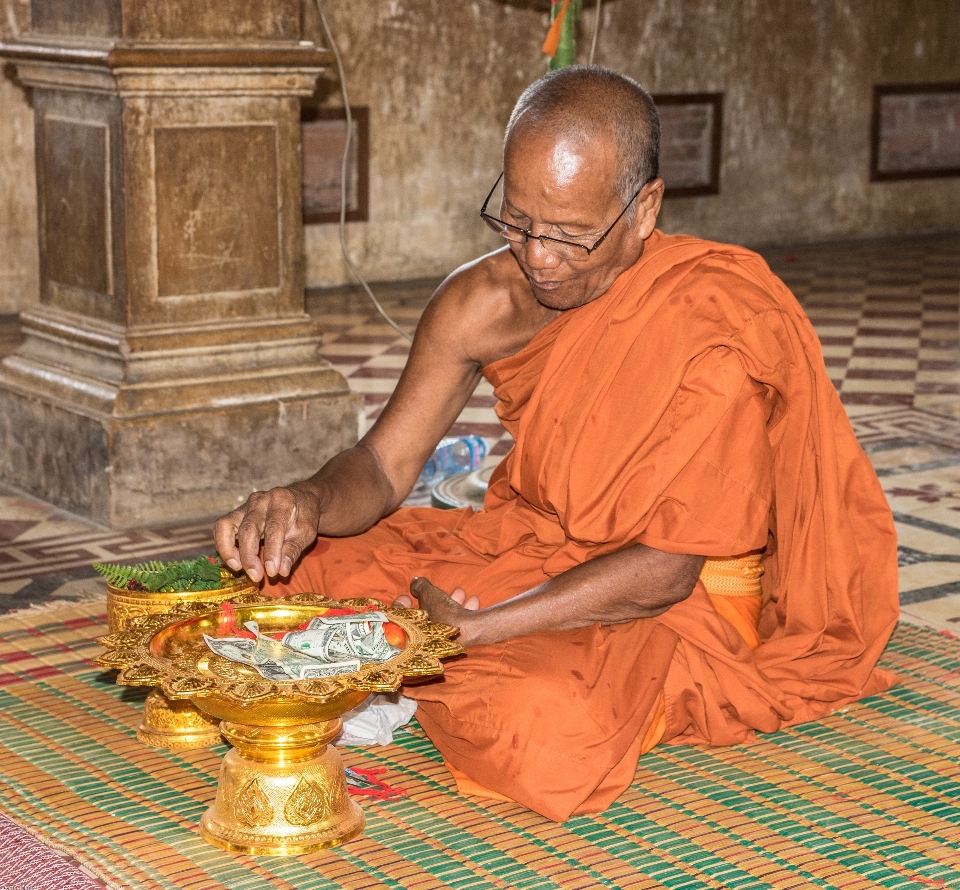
[283,615,398,663]
[204,623,322,675]
[311,612,389,624]
[296,660,362,679]
[202,635,256,665]
[243,655,362,681]
[203,615,393,682]
[252,658,295,682]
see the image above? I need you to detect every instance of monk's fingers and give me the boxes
[213,508,245,570]
[449,587,480,610]
[259,487,320,579]
[392,594,414,608]
[216,485,320,583]
[232,492,273,581]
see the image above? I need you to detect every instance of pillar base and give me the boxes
[0,307,362,528]
[0,381,361,528]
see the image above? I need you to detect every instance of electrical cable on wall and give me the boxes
[312,0,414,342]
[313,0,604,342]
[588,0,602,65]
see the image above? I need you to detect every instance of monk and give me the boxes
[215,66,899,822]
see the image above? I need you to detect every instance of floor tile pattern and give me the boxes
[0,497,212,612]
[1,234,959,631]
[763,234,960,415]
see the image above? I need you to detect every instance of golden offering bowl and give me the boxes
[106,567,257,634]
[96,591,463,854]
[106,567,258,749]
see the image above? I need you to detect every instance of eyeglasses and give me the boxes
[479,172,645,261]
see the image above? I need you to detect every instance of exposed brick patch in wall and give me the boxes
[871,84,960,181]
[653,93,723,197]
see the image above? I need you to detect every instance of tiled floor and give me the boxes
[2,232,959,633]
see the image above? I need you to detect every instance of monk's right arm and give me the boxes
[214,259,505,583]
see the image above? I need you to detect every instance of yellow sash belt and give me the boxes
[698,552,764,650]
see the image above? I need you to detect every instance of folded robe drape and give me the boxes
[263,231,899,821]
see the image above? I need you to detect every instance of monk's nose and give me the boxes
[520,235,562,269]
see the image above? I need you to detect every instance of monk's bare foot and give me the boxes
[395,584,479,611]
[407,577,482,644]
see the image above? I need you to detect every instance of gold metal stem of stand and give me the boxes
[199,719,365,855]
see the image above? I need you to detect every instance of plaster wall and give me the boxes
[609,0,960,245]
[2,2,958,302]
[305,0,960,289]
[0,0,38,314]
[301,0,538,288]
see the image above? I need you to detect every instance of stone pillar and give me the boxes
[0,1,362,527]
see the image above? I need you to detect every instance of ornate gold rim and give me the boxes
[95,591,464,704]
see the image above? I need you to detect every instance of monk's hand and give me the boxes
[401,577,481,645]
[213,482,322,583]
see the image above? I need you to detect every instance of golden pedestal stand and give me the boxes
[135,689,221,748]
[200,720,364,854]
[106,569,256,749]
[97,592,462,853]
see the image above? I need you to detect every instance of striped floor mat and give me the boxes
[1,601,959,890]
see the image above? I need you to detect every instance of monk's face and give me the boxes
[502,129,663,311]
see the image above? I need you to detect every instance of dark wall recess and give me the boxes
[652,93,723,197]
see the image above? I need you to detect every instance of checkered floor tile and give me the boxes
[763,234,960,414]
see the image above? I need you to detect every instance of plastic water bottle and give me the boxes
[418,435,487,487]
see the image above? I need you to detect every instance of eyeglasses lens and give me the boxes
[482,214,588,260]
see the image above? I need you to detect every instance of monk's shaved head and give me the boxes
[505,66,660,211]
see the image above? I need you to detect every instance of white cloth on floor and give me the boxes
[335,692,418,746]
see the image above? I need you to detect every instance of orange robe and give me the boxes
[263,231,899,822]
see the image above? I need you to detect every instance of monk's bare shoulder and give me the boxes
[416,247,560,369]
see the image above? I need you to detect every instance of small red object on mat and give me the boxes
[345,766,406,801]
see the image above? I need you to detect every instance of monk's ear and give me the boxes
[634,177,664,240]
